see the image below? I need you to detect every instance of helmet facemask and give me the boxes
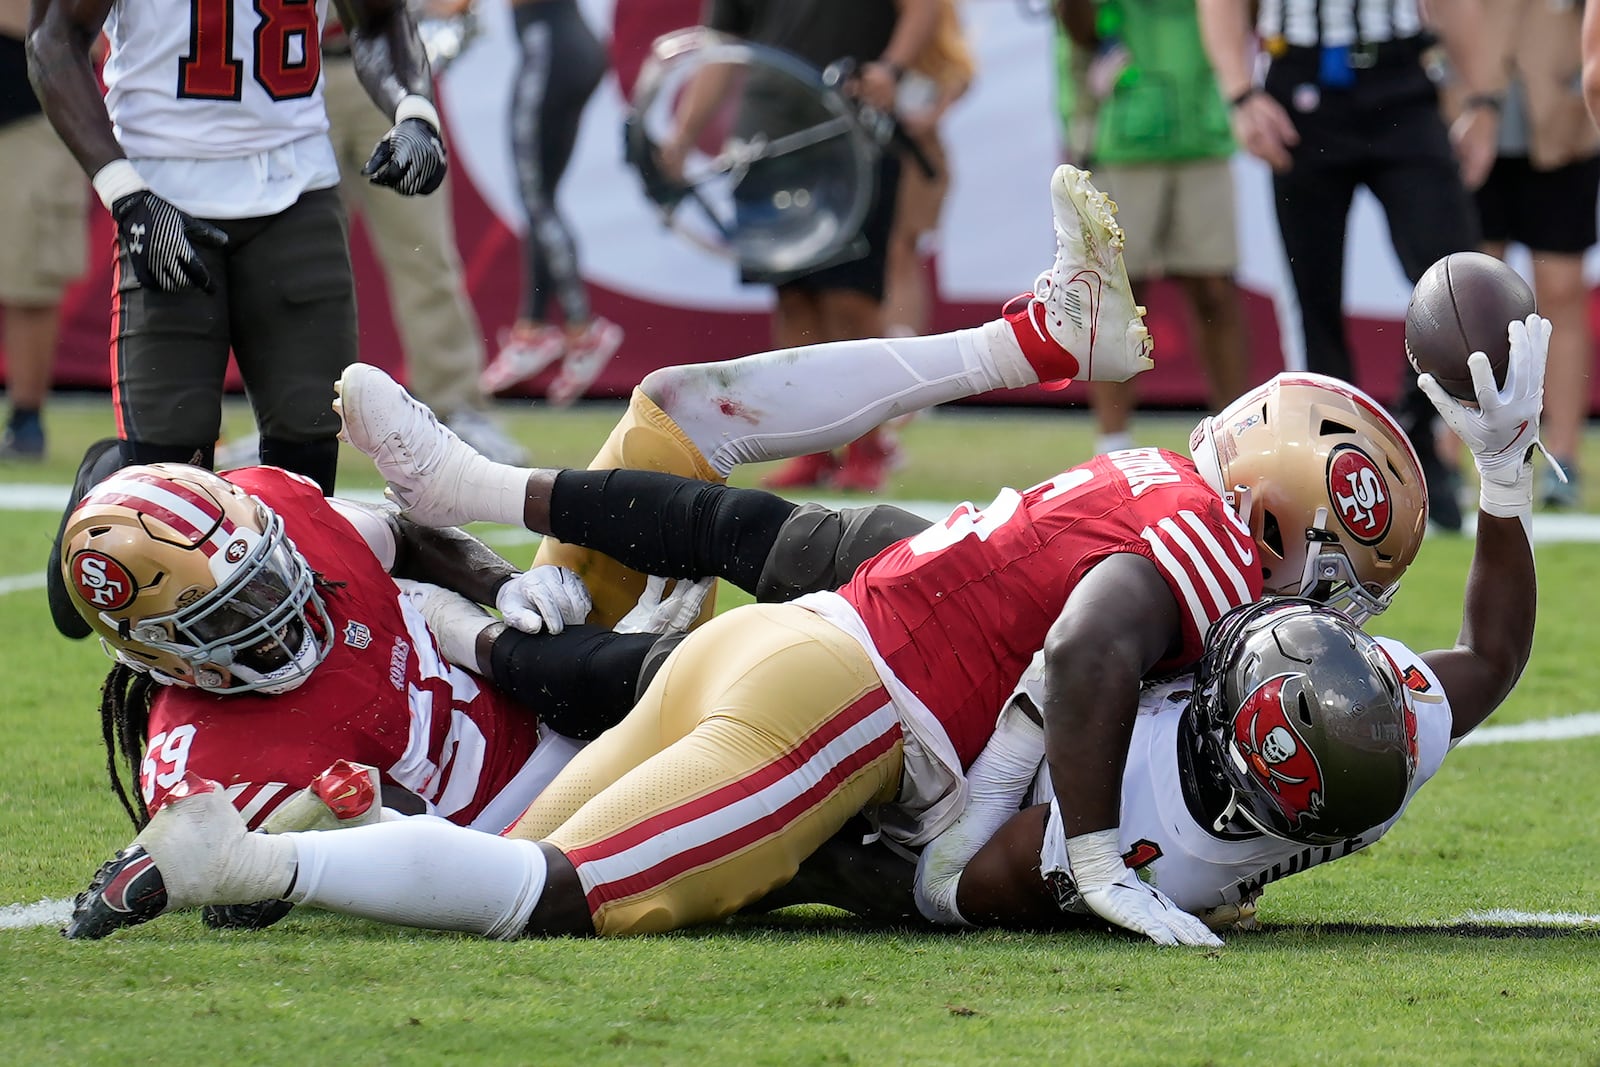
[1190,373,1428,624]
[65,465,333,695]
[1187,599,1417,845]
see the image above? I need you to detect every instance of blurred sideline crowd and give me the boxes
[1,0,1598,517]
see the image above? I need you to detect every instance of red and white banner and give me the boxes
[9,0,1600,410]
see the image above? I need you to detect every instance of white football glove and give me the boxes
[615,575,713,635]
[494,566,593,634]
[1078,870,1224,947]
[1067,829,1223,947]
[1416,313,1558,517]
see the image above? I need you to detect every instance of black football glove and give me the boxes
[110,190,228,293]
[362,116,448,196]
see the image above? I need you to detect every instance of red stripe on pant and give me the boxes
[108,236,127,440]
[568,689,901,914]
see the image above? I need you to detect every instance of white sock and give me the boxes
[284,817,549,939]
[648,324,1040,476]
[459,460,533,528]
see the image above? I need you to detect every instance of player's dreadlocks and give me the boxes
[98,662,156,830]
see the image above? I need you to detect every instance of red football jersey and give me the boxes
[838,448,1262,767]
[139,467,544,831]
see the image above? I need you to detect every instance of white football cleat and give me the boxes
[1001,165,1154,385]
[334,363,493,527]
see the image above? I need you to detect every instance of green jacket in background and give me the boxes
[1055,0,1234,166]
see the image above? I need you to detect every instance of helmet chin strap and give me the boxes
[1214,788,1297,843]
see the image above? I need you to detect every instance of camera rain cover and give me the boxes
[626,28,879,277]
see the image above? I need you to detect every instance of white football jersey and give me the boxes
[102,0,342,216]
[104,0,332,159]
[1035,637,1454,914]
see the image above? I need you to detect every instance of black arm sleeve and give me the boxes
[548,469,798,594]
[488,625,660,740]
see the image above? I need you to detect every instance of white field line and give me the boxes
[1459,909,1600,926]
[0,898,73,930]
[6,479,1600,928]
[0,573,46,596]
[4,713,1598,932]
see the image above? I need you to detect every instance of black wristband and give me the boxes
[882,60,906,83]
[1463,93,1504,113]
[1228,86,1262,110]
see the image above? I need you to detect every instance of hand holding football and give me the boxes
[1403,252,1535,401]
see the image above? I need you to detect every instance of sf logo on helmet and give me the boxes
[1326,445,1392,545]
[1232,674,1326,827]
[72,551,137,611]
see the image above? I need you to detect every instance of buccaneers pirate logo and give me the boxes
[1231,674,1326,829]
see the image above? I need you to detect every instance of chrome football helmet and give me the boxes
[1190,373,1428,622]
[61,464,331,694]
[1183,599,1418,845]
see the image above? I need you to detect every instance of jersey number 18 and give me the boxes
[178,0,322,102]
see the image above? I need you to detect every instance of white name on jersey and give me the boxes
[1107,447,1183,497]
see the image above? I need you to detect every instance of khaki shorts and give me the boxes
[0,115,88,305]
[1094,158,1238,281]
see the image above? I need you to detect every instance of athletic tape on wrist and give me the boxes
[91,159,148,211]
[1065,827,1126,891]
[1478,464,1534,519]
[395,94,441,132]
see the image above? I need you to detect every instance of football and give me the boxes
[1403,252,1535,400]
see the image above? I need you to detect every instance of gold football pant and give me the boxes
[531,389,722,628]
[508,604,904,935]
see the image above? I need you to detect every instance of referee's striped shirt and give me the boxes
[1258,0,1424,48]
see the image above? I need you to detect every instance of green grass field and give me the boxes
[3,399,1598,1066]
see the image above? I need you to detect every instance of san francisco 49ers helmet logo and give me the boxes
[1232,674,1326,829]
[1326,444,1392,545]
[70,550,137,611]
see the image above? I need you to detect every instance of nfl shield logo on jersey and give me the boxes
[343,620,373,650]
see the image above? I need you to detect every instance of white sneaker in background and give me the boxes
[548,317,624,408]
[480,325,566,394]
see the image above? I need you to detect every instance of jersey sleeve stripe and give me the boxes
[1141,527,1218,641]
[1150,515,1241,619]
[234,782,287,828]
[1173,511,1253,604]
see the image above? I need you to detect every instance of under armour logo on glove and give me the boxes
[111,191,228,293]
[362,117,448,196]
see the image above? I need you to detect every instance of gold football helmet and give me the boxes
[61,464,332,693]
[1189,373,1428,621]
